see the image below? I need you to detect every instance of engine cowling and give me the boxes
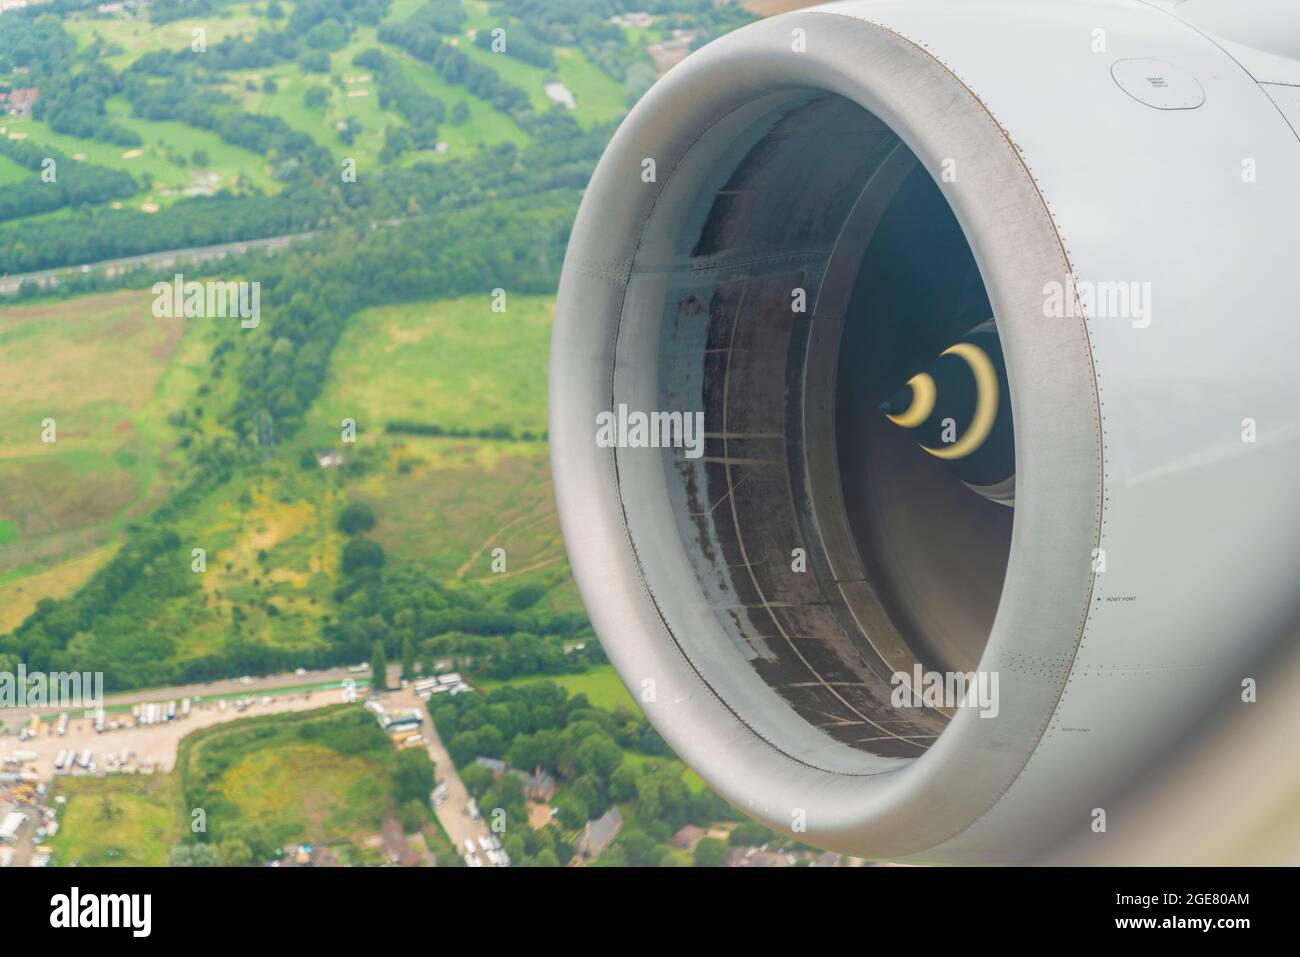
[549,0,1300,862]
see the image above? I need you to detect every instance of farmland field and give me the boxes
[0,281,581,678]
[311,294,554,440]
[0,289,212,596]
[305,292,576,600]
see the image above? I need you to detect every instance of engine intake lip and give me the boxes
[550,11,1103,858]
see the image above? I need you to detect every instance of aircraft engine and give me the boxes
[549,0,1300,861]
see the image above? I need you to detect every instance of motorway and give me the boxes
[0,662,393,728]
[0,230,318,295]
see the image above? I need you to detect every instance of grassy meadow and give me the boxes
[50,772,182,867]
[49,705,425,866]
[0,288,223,625]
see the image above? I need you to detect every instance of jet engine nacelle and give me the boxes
[549,0,1300,862]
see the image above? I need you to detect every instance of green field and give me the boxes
[553,47,629,126]
[159,465,343,660]
[0,151,29,186]
[63,3,266,72]
[49,705,430,866]
[51,773,181,867]
[5,0,632,226]
[0,282,578,667]
[0,288,221,625]
[394,53,529,155]
[312,293,553,440]
[4,107,278,204]
[480,665,637,712]
[179,705,403,850]
[460,1,628,127]
[306,293,575,596]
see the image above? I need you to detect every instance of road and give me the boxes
[0,685,367,783]
[0,662,401,728]
[0,230,318,295]
[387,686,496,866]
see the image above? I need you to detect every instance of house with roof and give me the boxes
[1,87,37,118]
[516,766,557,802]
[575,808,623,860]
[474,756,508,779]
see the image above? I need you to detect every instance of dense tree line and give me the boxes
[352,48,445,160]
[473,19,556,69]
[378,13,535,124]
[32,62,142,147]
[0,184,333,274]
[327,557,590,663]
[4,113,606,279]
[385,420,547,443]
[336,111,609,220]
[0,11,75,74]
[224,189,576,442]
[0,138,137,223]
[125,70,333,178]
[0,528,195,690]
[411,0,466,35]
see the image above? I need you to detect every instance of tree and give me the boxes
[400,799,428,833]
[600,844,628,867]
[299,49,330,73]
[618,830,667,867]
[96,795,120,822]
[532,847,560,867]
[694,837,727,867]
[371,640,388,691]
[217,838,254,867]
[342,538,385,574]
[401,635,415,680]
[459,761,493,797]
[337,501,376,534]
[556,796,588,830]
[576,734,622,779]
[304,86,330,110]
[506,584,544,610]
[729,821,775,847]
[608,765,637,802]
[393,748,436,806]
[169,844,220,867]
